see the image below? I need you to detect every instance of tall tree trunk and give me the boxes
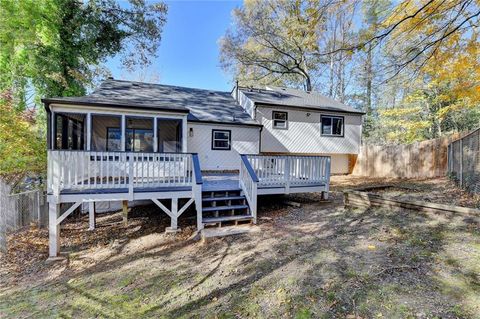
[365,43,373,116]
[305,74,312,92]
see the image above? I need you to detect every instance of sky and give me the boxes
[106,0,242,92]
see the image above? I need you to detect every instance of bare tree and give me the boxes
[220,0,336,91]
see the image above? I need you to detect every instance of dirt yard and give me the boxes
[1,177,479,318]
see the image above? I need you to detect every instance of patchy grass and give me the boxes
[1,177,480,318]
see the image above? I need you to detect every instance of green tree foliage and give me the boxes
[221,0,480,144]
[0,0,167,179]
[0,92,45,180]
[0,0,167,108]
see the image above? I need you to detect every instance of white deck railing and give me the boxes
[245,155,331,189]
[239,155,258,223]
[47,150,195,195]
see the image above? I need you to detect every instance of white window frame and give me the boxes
[212,129,231,150]
[272,111,288,129]
[321,115,344,137]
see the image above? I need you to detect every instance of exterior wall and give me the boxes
[256,105,362,155]
[187,122,260,171]
[233,89,256,119]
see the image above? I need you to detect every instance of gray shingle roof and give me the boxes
[239,86,364,114]
[43,79,261,126]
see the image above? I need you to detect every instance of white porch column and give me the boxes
[182,117,188,152]
[121,115,126,152]
[88,202,96,230]
[48,202,60,257]
[153,117,158,152]
[86,112,92,150]
[51,111,56,149]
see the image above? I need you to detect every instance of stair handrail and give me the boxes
[192,153,203,185]
[240,155,259,183]
[191,153,203,230]
[239,154,258,224]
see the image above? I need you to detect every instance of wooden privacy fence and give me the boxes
[351,135,459,179]
[0,180,47,252]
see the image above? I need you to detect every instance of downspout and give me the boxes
[259,125,263,154]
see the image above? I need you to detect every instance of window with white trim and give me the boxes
[212,130,231,150]
[272,111,288,129]
[321,115,344,136]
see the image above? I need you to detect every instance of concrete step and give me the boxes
[202,204,249,213]
[201,225,260,241]
[202,195,245,202]
[202,214,253,224]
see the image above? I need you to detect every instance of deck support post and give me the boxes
[170,198,178,230]
[321,157,331,200]
[48,202,60,257]
[193,185,203,230]
[88,202,96,230]
[122,200,128,225]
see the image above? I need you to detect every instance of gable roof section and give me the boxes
[42,79,261,126]
[239,86,364,115]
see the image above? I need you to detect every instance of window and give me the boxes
[212,130,231,150]
[321,115,344,137]
[126,117,154,152]
[272,111,288,129]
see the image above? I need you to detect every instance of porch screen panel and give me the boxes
[126,117,154,152]
[158,119,182,152]
[54,113,86,150]
[91,115,122,151]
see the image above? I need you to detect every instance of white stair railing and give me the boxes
[239,155,259,224]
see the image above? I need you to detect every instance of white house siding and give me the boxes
[256,106,362,174]
[232,89,256,119]
[257,106,362,153]
[187,122,260,171]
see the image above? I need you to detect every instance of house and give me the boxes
[43,78,363,257]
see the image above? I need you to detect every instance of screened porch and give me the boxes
[47,110,191,196]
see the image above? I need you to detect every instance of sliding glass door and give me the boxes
[126,117,154,152]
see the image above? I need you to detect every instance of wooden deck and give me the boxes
[202,173,240,192]
[46,151,331,258]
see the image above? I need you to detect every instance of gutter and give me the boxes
[187,119,262,128]
[41,98,191,114]
[254,102,366,116]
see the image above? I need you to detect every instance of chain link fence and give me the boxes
[448,128,480,193]
[0,180,47,252]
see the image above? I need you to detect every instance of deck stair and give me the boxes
[201,188,253,227]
